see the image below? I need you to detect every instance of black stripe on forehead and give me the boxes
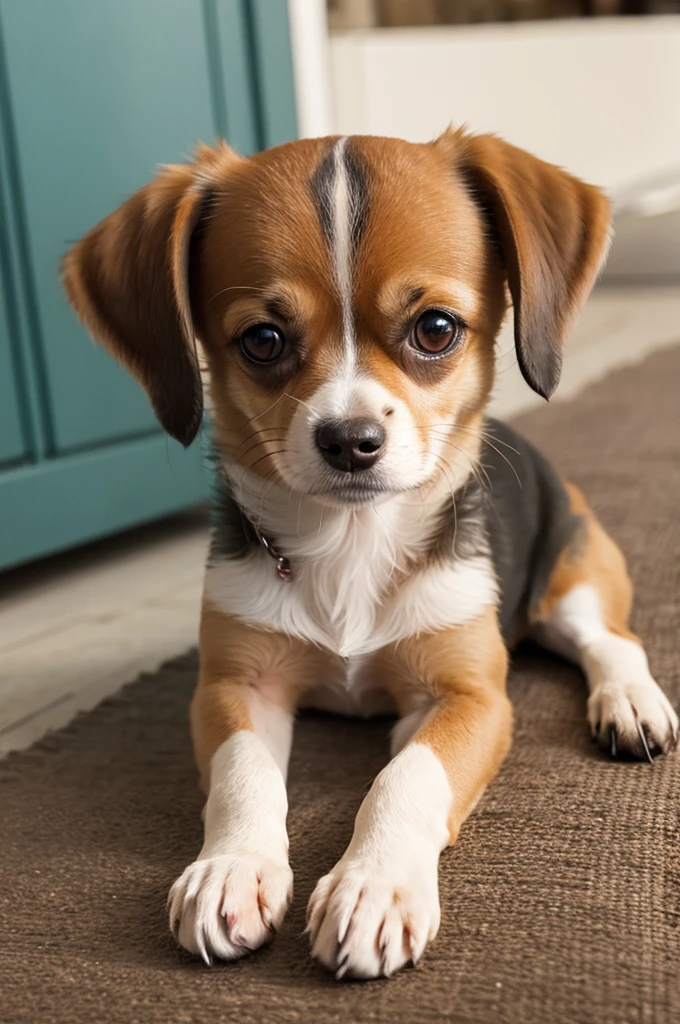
[308,139,370,255]
[343,140,370,253]
[309,145,335,245]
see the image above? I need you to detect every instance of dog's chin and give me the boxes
[275,459,435,509]
[304,474,421,509]
[285,471,394,508]
[314,483,389,508]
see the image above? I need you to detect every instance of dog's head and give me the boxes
[63,131,610,506]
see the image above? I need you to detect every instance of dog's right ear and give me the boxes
[63,142,239,446]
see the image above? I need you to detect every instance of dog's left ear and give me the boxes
[446,130,611,399]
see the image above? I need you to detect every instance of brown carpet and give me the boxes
[2,346,679,1024]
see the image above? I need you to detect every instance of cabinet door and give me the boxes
[0,0,218,454]
[0,261,27,467]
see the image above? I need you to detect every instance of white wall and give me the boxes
[287,0,334,138]
[330,17,680,194]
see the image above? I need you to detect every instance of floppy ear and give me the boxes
[455,132,611,399]
[63,147,232,446]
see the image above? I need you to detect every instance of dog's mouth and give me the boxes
[310,473,390,507]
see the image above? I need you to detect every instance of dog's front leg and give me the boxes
[169,609,310,963]
[307,608,512,979]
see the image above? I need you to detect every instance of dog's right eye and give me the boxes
[239,323,286,364]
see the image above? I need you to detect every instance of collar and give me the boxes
[218,462,293,582]
[251,525,293,582]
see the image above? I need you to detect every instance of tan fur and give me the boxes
[196,598,511,838]
[62,131,622,929]
[62,130,610,492]
[444,129,612,399]
[193,601,333,785]
[62,156,229,446]
[192,130,505,487]
[376,607,512,841]
[533,481,638,643]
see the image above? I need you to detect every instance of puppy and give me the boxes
[63,129,679,980]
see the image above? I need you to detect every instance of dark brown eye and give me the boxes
[412,309,462,356]
[239,323,286,364]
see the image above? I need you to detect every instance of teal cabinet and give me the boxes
[0,267,27,467]
[1,0,218,453]
[0,0,297,570]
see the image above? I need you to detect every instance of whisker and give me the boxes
[235,424,285,449]
[256,465,282,529]
[428,431,491,495]
[413,420,521,458]
[425,420,522,493]
[431,451,458,501]
[249,449,289,471]
[432,453,459,556]
[457,423,521,455]
[222,393,314,447]
[412,421,457,431]
[239,437,287,461]
[296,492,303,538]
[241,393,287,430]
[208,283,274,304]
[283,391,318,416]
[478,437,522,489]
[217,426,279,453]
[416,478,427,531]
[370,503,411,546]
[479,434,520,457]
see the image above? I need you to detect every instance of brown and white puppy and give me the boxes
[63,129,678,980]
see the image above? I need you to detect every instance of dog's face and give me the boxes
[192,135,506,506]
[64,131,610,506]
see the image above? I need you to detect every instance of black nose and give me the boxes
[315,418,386,472]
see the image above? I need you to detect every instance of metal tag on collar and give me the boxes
[275,554,292,581]
[257,531,292,582]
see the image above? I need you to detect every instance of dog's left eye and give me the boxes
[239,323,286,364]
[411,309,463,357]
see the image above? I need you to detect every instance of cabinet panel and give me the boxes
[248,0,298,148]
[0,267,27,466]
[207,0,260,155]
[0,0,216,454]
[0,433,208,570]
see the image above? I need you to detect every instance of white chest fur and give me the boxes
[204,498,498,660]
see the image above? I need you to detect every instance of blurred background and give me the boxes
[0,0,678,750]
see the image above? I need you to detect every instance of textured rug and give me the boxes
[2,346,679,1024]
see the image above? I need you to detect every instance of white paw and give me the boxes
[588,674,678,761]
[307,857,440,979]
[168,853,293,963]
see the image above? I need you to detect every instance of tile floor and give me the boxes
[1,285,679,755]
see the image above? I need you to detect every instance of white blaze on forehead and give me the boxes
[330,137,356,370]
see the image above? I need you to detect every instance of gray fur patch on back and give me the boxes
[481,418,584,640]
[427,478,491,565]
[424,418,583,641]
